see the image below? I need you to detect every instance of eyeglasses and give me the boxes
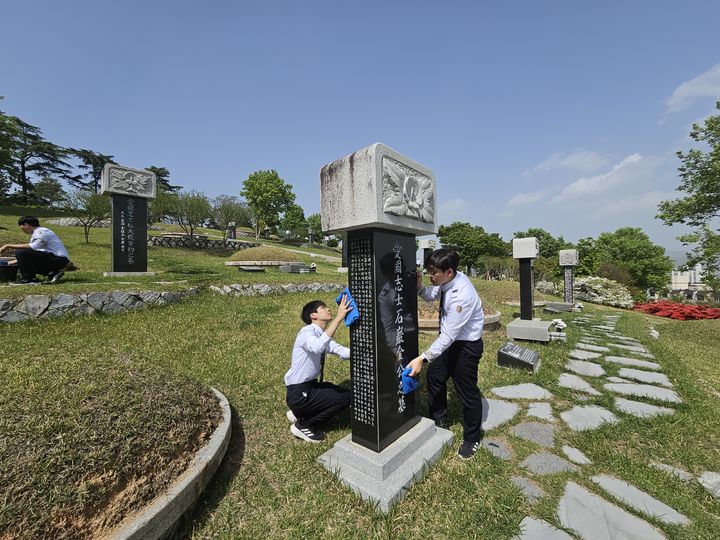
[427,269,446,276]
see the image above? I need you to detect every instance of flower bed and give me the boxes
[634,300,720,320]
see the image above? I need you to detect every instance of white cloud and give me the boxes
[526,149,609,175]
[439,197,471,223]
[592,190,676,218]
[551,153,644,203]
[507,190,544,207]
[666,63,720,113]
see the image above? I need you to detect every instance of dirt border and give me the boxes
[106,388,231,540]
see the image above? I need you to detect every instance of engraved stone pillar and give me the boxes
[101,164,157,275]
[559,249,579,304]
[513,238,539,321]
[318,142,453,512]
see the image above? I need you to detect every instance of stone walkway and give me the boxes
[474,313,718,538]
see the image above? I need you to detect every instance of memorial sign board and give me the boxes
[497,341,541,373]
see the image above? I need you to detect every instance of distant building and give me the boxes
[670,263,705,291]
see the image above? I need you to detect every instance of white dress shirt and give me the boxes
[284,323,350,385]
[29,227,69,258]
[417,271,484,361]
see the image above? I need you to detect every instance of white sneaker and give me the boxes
[290,423,326,443]
[286,410,297,423]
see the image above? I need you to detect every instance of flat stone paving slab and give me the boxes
[512,422,556,447]
[482,398,520,431]
[527,402,554,422]
[591,474,690,525]
[565,359,605,377]
[490,383,553,400]
[568,349,601,360]
[613,397,675,418]
[513,516,574,540]
[618,368,672,387]
[577,342,611,353]
[510,476,546,502]
[698,471,720,499]
[560,405,619,431]
[521,452,579,476]
[558,481,666,540]
[607,376,633,383]
[558,373,601,395]
[604,383,682,404]
[561,445,591,465]
[650,462,693,482]
[610,342,649,354]
[604,355,661,371]
[480,438,513,461]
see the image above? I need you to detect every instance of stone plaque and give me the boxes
[101,164,157,199]
[564,266,574,303]
[111,195,148,272]
[348,228,420,452]
[320,143,436,235]
[497,341,541,373]
[559,249,579,267]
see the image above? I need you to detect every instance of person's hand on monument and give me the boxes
[334,294,352,321]
[416,270,423,291]
[407,355,424,377]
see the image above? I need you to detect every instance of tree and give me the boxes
[146,166,182,192]
[574,237,598,276]
[65,189,111,243]
[168,190,213,240]
[593,227,673,290]
[240,170,295,240]
[147,187,179,227]
[281,203,307,238]
[33,177,67,208]
[438,222,508,273]
[513,227,570,259]
[0,112,73,205]
[306,213,322,236]
[69,149,115,193]
[658,101,720,288]
[212,195,252,239]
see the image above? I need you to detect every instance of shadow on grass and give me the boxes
[174,404,246,538]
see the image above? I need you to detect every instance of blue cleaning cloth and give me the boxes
[401,367,420,395]
[335,287,360,327]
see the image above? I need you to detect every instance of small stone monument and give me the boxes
[506,237,552,342]
[226,222,237,240]
[317,142,453,512]
[547,249,579,312]
[418,238,437,268]
[100,164,156,276]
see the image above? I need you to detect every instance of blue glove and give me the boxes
[335,287,360,327]
[401,367,420,395]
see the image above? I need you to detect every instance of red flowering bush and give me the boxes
[634,300,720,320]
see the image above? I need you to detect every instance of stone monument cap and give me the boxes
[559,249,579,266]
[512,237,539,259]
[418,238,437,250]
[320,142,436,235]
[101,164,157,199]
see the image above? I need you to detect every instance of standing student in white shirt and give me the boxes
[406,248,485,459]
[0,216,69,284]
[284,296,352,443]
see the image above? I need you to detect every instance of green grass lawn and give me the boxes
[2,278,719,538]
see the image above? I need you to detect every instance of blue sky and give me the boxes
[2,1,719,258]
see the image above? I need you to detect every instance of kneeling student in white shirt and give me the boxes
[284,295,352,443]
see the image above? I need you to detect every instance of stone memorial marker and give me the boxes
[545,249,578,312]
[497,341,541,373]
[506,237,553,342]
[100,164,156,276]
[316,142,452,512]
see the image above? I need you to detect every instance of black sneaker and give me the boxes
[16,277,40,285]
[47,271,64,284]
[290,422,326,443]
[457,440,480,460]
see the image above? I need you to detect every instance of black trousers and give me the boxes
[427,338,484,443]
[15,249,68,279]
[286,379,352,429]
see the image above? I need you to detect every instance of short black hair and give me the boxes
[425,248,459,273]
[301,300,326,325]
[18,216,40,227]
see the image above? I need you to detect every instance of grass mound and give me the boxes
[0,349,222,539]
[228,245,306,262]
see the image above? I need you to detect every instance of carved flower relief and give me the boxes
[382,160,434,222]
[110,169,150,194]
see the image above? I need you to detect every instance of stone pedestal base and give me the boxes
[545,302,574,312]
[103,271,156,277]
[318,417,453,513]
[506,318,553,342]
